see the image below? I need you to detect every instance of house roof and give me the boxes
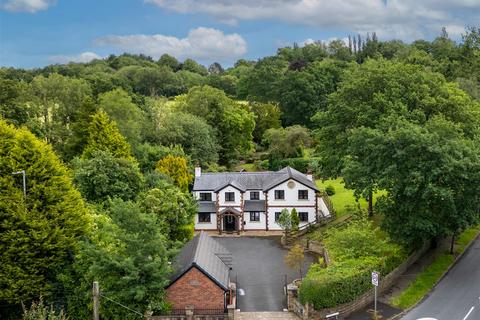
[168,231,231,291]
[193,166,318,192]
[244,200,266,212]
[198,201,216,213]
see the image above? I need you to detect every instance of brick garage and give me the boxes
[167,266,225,309]
[166,231,233,311]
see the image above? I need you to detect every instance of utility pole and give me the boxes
[12,170,26,198]
[93,281,99,320]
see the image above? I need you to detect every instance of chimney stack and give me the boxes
[195,165,202,177]
[306,169,313,181]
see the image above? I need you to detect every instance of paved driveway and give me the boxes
[215,237,316,312]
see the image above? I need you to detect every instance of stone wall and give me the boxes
[289,242,430,319]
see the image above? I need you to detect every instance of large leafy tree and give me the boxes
[60,199,174,320]
[249,101,282,143]
[97,88,144,145]
[263,125,311,159]
[348,117,480,247]
[315,59,480,216]
[27,73,92,149]
[140,185,197,242]
[143,98,219,165]
[180,85,255,164]
[0,120,89,305]
[315,59,480,244]
[82,110,134,161]
[73,150,143,203]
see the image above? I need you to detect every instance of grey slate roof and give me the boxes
[193,166,318,192]
[169,231,231,290]
[198,201,216,213]
[244,200,266,212]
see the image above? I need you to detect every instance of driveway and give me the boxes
[215,237,316,312]
[401,236,480,320]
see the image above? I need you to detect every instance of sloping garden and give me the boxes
[299,218,406,309]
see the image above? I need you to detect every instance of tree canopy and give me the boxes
[0,120,89,304]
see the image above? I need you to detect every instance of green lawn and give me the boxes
[391,225,480,309]
[316,178,385,217]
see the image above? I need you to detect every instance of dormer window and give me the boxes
[250,191,260,200]
[274,190,285,200]
[199,192,212,201]
[225,192,235,202]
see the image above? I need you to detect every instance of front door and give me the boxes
[224,215,236,232]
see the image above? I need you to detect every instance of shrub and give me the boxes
[267,157,321,172]
[22,298,67,320]
[325,184,336,196]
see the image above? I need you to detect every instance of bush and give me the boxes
[325,184,336,196]
[299,220,405,309]
[22,298,67,320]
[267,157,321,172]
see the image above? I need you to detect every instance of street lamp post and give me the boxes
[12,170,26,198]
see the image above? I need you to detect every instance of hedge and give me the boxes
[299,254,404,308]
[299,220,406,309]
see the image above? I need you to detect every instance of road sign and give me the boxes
[371,271,379,287]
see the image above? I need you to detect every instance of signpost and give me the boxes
[372,271,379,318]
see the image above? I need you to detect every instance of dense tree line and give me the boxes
[1,26,479,318]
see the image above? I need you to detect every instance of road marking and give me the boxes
[463,306,475,320]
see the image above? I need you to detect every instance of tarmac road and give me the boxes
[402,236,480,320]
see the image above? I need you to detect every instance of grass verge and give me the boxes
[390,225,480,309]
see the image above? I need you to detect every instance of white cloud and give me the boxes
[1,0,53,13]
[49,51,102,64]
[146,0,480,41]
[94,27,247,62]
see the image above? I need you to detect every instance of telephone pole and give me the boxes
[93,281,99,320]
[12,170,26,198]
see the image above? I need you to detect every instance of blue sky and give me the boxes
[1,0,479,69]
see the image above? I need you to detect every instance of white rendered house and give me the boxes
[192,166,331,234]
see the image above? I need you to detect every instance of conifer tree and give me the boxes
[0,120,89,304]
[155,155,192,192]
[82,110,134,161]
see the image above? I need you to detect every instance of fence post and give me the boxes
[93,281,99,320]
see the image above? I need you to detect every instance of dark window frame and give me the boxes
[275,212,281,222]
[298,190,309,200]
[199,192,212,201]
[250,191,260,200]
[274,190,285,200]
[225,192,235,202]
[299,212,309,222]
[198,213,211,223]
[249,211,261,222]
